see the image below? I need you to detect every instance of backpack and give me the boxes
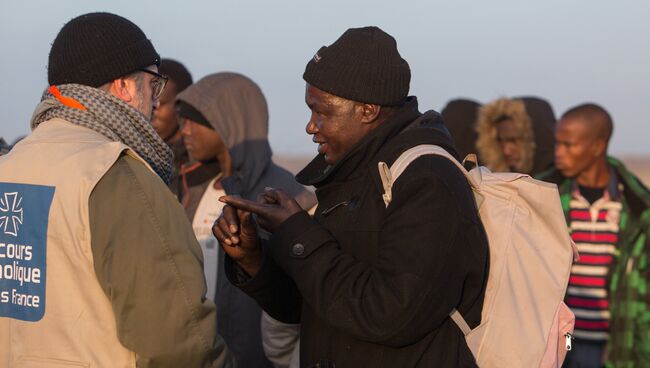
[378,144,576,368]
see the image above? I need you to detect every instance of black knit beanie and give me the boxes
[303,26,410,106]
[48,12,161,87]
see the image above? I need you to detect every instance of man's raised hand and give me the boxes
[212,200,263,277]
[219,187,303,232]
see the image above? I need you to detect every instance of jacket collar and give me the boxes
[549,157,650,219]
[570,164,622,201]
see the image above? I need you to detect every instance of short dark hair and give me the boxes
[159,58,193,92]
[561,103,613,142]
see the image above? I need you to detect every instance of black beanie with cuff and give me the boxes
[48,12,161,87]
[303,26,410,106]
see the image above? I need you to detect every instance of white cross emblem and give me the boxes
[0,192,23,237]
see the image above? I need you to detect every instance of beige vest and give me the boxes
[0,119,148,368]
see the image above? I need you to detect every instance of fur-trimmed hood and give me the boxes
[476,97,535,173]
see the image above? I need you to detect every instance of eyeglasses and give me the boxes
[138,68,168,99]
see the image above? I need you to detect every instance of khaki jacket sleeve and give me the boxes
[89,154,236,368]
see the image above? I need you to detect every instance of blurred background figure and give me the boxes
[0,138,10,156]
[175,72,316,368]
[441,98,481,162]
[476,97,536,174]
[538,103,650,368]
[11,135,26,146]
[475,96,556,176]
[152,58,193,194]
[517,96,556,174]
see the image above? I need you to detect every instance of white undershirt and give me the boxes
[191,177,226,301]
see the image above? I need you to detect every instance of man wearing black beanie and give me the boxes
[215,26,489,367]
[0,12,233,368]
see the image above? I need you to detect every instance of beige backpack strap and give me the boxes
[378,161,393,207]
[378,144,479,207]
[450,308,471,336]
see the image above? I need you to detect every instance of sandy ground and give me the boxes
[274,154,650,187]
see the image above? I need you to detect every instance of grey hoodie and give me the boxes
[176,72,315,368]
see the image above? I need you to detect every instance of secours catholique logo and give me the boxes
[0,192,24,237]
[0,183,54,322]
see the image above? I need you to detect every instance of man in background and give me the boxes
[441,98,481,161]
[0,138,9,155]
[476,97,537,173]
[538,103,650,367]
[176,72,315,367]
[152,58,193,194]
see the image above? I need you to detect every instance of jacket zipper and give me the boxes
[321,201,350,216]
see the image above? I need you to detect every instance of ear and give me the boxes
[107,77,136,104]
[592,138,607,157]
[357,103,381,124]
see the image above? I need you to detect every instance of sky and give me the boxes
[1,0,649,157]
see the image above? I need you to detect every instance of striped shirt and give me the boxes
[566,186,622,342]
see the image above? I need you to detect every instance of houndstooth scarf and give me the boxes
[31,84,173,183]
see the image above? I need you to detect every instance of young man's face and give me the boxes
[151,81,179,142]
[496,118,525,170]
[304,84,370,165]
[180,118,226,162]
[554,117,602,178]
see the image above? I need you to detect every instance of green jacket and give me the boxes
[90,154,236,368]
[537,157,650,367]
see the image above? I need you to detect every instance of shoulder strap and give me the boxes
[378,144,479,207]
[450,308,471,336]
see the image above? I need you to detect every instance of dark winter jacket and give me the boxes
[227,97,489,367]
[441,98,481,161]
[516,96,556,175]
